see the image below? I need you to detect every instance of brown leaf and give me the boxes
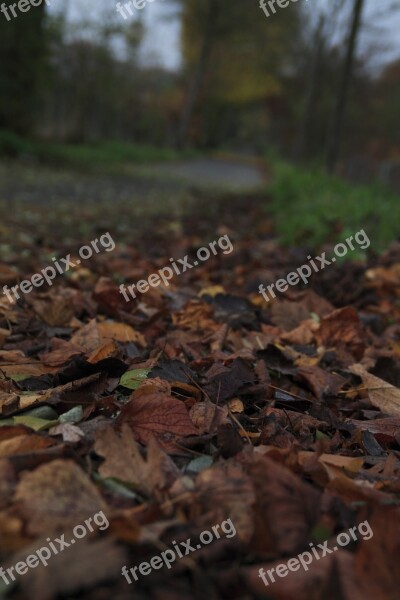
[298,451,365,487]
[40,338,82,367]
[0,373,101,417]
[0,264,18,286]
[15,459,107,534]
[271,300,310,331]
[70,319,101,352]
[356,508,400,600]
[97,320,146,347]
[346,417,400,443]
[94,424,179,495]
[239,452,321,554]
[93,276,130,313]
[324,463,389,504]
[244,550,365,600]
[189,400,229,434]
[117,391,198,453]
[316,307,365,360]
[87,340,118,363]
[296,365,347,400]
[350,363,400,416]
[19,538,127,600]
[0,389,55,416]
[0,459,16,508]
[29,290,76,327]
[0,434,55,458]
[280,318,316,345]
[264,407,328,433]
[192,461,256,544]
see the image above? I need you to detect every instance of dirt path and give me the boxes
[148,157,266,191]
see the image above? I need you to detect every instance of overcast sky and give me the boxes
[50,0,400,72]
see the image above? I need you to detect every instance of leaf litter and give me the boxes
[0,196,400,599]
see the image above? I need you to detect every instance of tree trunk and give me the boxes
[177,0,217,149]
[0,0,47,136]
[326,0,365,172]
[293,14,326,161]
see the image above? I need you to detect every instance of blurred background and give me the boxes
[0,0,400,249]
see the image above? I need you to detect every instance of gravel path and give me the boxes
[149,158,266,191]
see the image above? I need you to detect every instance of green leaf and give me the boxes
[95,476,139,500]
[21,406,59,420]
[13,415,58,431]
[119,368,150,390]
[59,405,83,424]
[311,524,331,543]
[186,455,213,473]
[9,373,31,382]
[315,430,330,441]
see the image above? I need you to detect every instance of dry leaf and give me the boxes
[15,459,107,534]
[94,424,178,495]
[0,434,55,458]
[117,391,198,453]
[97,321,146,347]
[350,363,400,417]
[19,538,127,600]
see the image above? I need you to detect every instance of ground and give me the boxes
[0,157,399,600]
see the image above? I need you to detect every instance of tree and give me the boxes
[293,0,346,161]
[0,0,48,135]
[177,0,302,148]
[326,0,366,172]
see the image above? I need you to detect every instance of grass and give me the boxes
[268,159,400,252]
[0,130,194,171]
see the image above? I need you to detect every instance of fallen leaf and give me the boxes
[296,365,347,400]
[15,459,107,534]
[19,538,127,600]
[192,461,256,544]
[49,423,85,442]
[0,434,55,457]
[117,391,198,453]
[189,400,229,434]
[356,508,400,599]
[94,424,178,495]
[244,550,364,600]
[350,363,400,416]
[240,452,321,554]
[316,307,366,360]
[0,459,16,508]
[119,368,150,390]
[97,321,146,346]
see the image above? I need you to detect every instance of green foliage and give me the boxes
[0,131,34,157]
[119,369,151,390]
[268,159,400,251]
[36,141,186,166]
[0,131,192,167]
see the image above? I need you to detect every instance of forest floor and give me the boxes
[0,159,399,600]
